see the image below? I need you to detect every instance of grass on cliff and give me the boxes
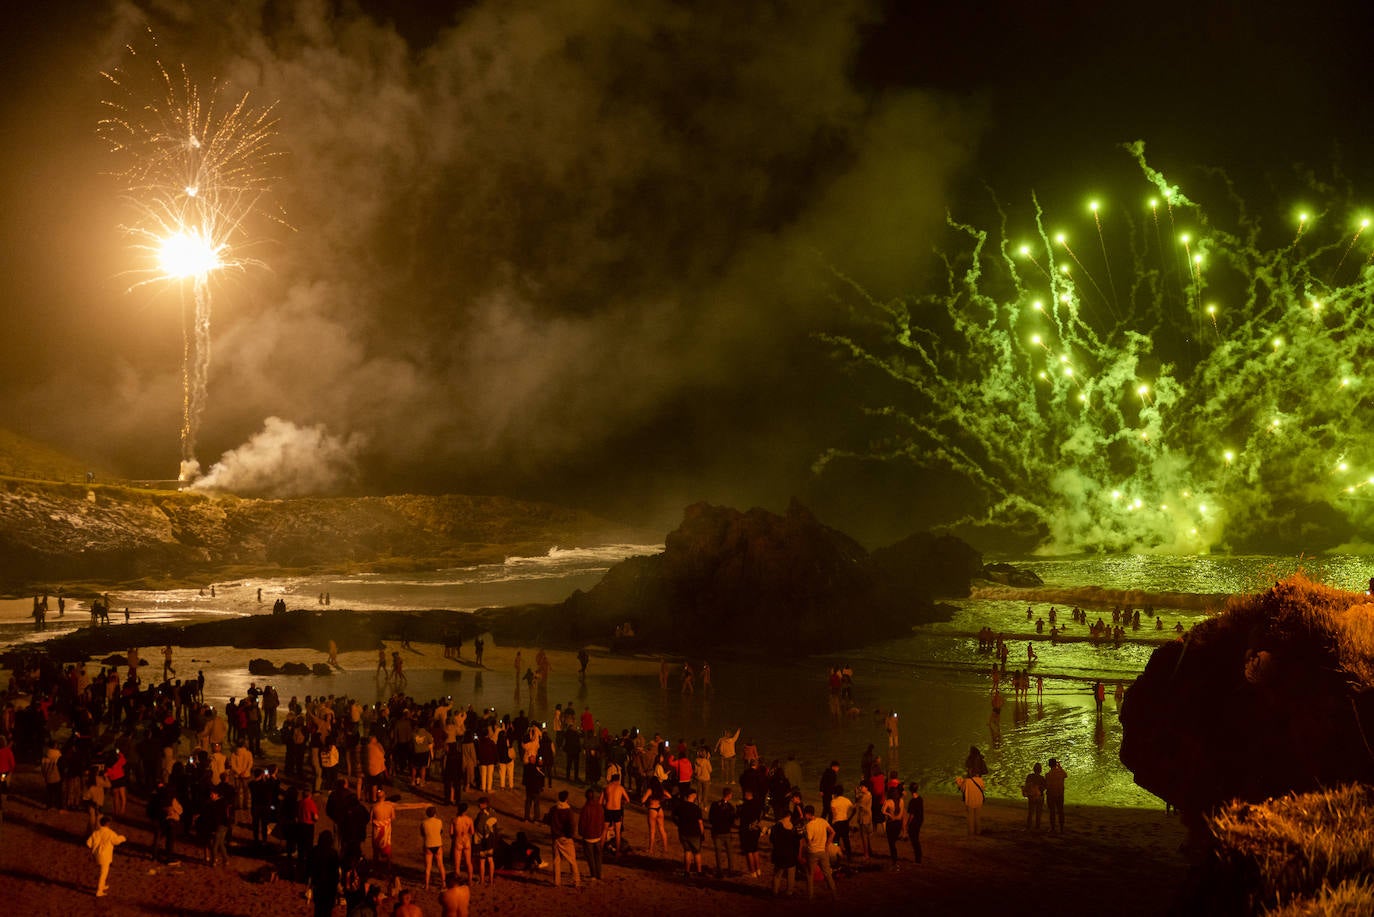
[1208,783,1374,915]
[0,426,109,483]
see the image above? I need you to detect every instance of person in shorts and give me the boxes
[675,787,705,879]
[473,797,498,886]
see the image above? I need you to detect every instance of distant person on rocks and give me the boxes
[1046,758,1068,833]
[328,640,338,666]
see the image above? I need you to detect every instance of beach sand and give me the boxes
[0,639,1189,916]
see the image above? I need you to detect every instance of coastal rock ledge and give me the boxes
[1120,575,1374,821]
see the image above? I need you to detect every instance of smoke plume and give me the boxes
[191,415,363,497]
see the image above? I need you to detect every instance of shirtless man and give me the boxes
[439,874,470,917]
[450,802,475,879]
[393,889,423,917]
[602,772,629,855]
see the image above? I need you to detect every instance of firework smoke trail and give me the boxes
[99,31,281,480]
[821,143,1374,552]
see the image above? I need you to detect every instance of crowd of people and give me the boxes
[0,643,1008,914]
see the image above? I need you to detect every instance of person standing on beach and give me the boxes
[422,805,447,890]
[769,811,801,896]
[450,802,475,880]
[86,815,127,897]
[852,782,873,858]
[802,804,837,899]
[376,648,387,678]
[578,786,606,881]
[675,786,705,879]
[707,786,736,877]
[714,726,740,785]
[602,773,629,855]
[905,782,924,863]
[1046,758,1068,833]
[547,789,580,887]
[474,798,499,886]
[955,764,985,836]
[308,831,341,917]
[1023,763,1047,830]
[829,783,854,860]
[881,781,904,860]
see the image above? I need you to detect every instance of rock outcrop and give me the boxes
[981,562,1045,588]
[872,531,984,599]
[543,500,974,652]
[1120,575,1374,821]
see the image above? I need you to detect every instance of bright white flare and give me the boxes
[157,230,222,278]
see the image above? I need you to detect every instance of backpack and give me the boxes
[475,813,497,850]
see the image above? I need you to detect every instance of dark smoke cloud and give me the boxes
[8,0,976,529]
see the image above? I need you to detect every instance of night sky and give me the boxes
[1,1,1371,545]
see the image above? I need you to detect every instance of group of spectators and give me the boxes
[0,645,945,912]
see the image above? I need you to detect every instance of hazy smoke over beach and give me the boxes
[191,415,362,497]
[55,0,971,514]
